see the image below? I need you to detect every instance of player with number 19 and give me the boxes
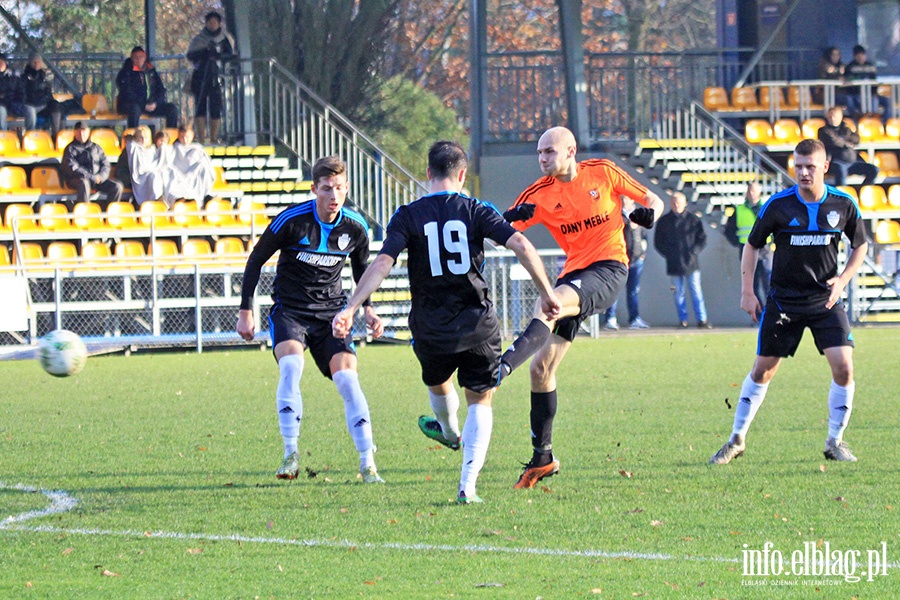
[332,141,560,504]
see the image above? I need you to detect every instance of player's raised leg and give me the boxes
[418,386,461,450]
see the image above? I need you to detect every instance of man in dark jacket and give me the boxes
[817,106,878,186]
[115,46,179,129]
[653,192,711,328]
[60,122,123,208]
[186,11,235,144]
[0,53,24,131]
[22,53,61,133]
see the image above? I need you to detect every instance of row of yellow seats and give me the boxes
[0,199,270,234]
[0,128,123,159]
[745,117,900,146]
[874,220,900,244]
[1,237,250,269]
[705,84,895,113]
[841,184,900,212]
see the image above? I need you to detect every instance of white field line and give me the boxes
[2,482,898,569]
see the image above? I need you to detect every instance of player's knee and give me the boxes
[529,357,553,385]
[832,364,853,386]
[278,353,304,382]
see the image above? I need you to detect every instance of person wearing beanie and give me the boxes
[186,11,235,144]
[115,45,179,129]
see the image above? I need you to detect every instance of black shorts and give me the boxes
[553,260,628,342]
[268,305,355,378]
[412,335,502,394]
[757,298,854,358]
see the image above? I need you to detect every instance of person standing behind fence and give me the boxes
[187,11,235,145]
[653,192,711,328]
[60,121,123,209]
[725,182,772,309]
[0,53,24,131]
[22,53,60,134]
[604,199,650,330]
[115,46,179,129]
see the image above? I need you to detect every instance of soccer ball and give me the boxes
[38,329,88,377]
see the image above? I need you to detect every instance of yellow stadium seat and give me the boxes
[30,166,70,195]
[149,239,179,257]
[212,166,242,196]
[56,129,75,151]
[81,93,113,115]
[874,220,900,244]
[215,237,245,255]
[3,203,39,232]
[859,185,888,211]
[238,199,270,227]
[89,128,121,157]
[0,165,41,196]
[888,185,900,208]
[0,130,23,157]
[172,199,204,228]
[857,117,887,143]
[72,202,105,230]
[885,118,900,140]
[46,241,78,266]
[181,238,212,259]
[12,242,45,267]
[703,87,731,111]
[787,85,823,110]
[772,118,802,145]
[21,130,60,158]
[204,197,238,227]
[801,117,826,139]
[873,152,900,178]
[113,240,146,263]
[39,203,76,232]
[757,85,786,109]
[0,244,10,267]
[81,241,113,264]
[730,87,762,111]
[106,201,141,229]
[139,199,175,228]
[744,119,774,145]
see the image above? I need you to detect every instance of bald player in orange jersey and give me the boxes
[499,126,664,489]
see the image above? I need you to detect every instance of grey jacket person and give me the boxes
[61,140,111,183]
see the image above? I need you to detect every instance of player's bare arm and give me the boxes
[363,305,384,339]
[739,242,762,321]
[826,242,868,309]
[504,232,561,319]
[333,254,396,338]
[236,309,255,340]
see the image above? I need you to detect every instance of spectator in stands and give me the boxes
[116,134,134,190]
[725,182,771,309]
[171,124,215,202]
[817,106,878,185]
[844,45,891,121]
[604,199,650,330]
[816,46,848,108]
[115,46,179,130]
[22,53,61,134]
[60,121,123,209]
[127,125,170,206]
[653,192,711,328]
[0,53,24,131]
[187,11,235,145]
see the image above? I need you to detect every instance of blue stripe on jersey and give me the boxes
[756,186,796,220]
[270,201,314,234]
[806,203,820,232]
[828,184,863,217]
[342,207,370,232]
[474,198,503,215]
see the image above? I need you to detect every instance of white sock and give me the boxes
[459,403,493,497]
[429,388,461,444]
[732,374,769,438]
[276,354,304,458]
[827,380,854,440]
[333,369,376,470]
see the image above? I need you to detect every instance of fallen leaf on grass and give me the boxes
[187,548,202,555]
[834,496,845,502]
[632,593,646,597]
[223,482,233,487]
[278,564,283,572]
[590,588,602,594]
[627,508,644,514]
[819,464,826,472]
[196,447,207,451]
[887,505,893,510]
[664,581,678,589]
[339,508,348,514]
[62,548,74,556]
[474,582,504,587]
[100,569,120,577]
[364,580,377,585]
[387,519,398,524]
[650,520,664,527]
[619,470,632,478]
[25,582,32,588]
[541,485,553,493]
[682,536,694,541]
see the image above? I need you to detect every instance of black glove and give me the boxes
[629,206,655,229]
[502,203,536,223]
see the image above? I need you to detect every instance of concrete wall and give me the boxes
[479,151,751,328]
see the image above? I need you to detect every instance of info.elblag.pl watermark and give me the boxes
[741,541,889,586]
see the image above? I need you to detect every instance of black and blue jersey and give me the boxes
[380,191,516,352]
[748,185,866,305]
[240,200,371,319]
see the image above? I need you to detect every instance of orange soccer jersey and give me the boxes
[512,158,649,276]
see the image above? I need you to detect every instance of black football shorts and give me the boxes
[268,304,355,378]
[553,260,628,342]
[757,298,854,358]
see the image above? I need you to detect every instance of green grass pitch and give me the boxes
[1,327,898,598]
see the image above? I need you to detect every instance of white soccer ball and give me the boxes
[38,329,88,377]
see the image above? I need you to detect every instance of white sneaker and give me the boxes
[604,318,619,331]
[823,438,857,462]
[629,317,650,329]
